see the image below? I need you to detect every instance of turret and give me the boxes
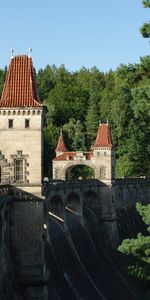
[92,122,115,182]
[55,129,67,157]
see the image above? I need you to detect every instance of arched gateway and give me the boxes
[53,123,115,185]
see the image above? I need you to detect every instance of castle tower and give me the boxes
[92,122,115,184]
[0,55,44,196]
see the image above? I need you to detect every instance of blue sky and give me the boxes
[0,0,149,72]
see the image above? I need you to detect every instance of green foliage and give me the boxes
[0,53,150,178]
[68,165,94,180]
[43,123,59,178]
[116,155,135,178]
[140,22,150,38]
[142,0,150,8]
[35,56,150,178]
[0,68,7,97]
[63,118,85,151]
[136,203,150,233]
[86,88,100,147]
[140,1,150,38]
[118,203,150,281]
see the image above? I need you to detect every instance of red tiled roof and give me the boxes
[93,123,112,148]
[53,151,93,161]
[55,133,67,152]
[54,151,75,161]
[0,55,42,107]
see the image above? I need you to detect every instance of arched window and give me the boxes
[50,195,63,218]
[66,192,80,213]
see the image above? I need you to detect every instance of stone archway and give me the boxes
[50,195,63,219]
[66,192,80,213]
[84,190,97,210]
[65,163,95,180]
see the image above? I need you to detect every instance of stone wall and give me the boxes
[0,186,47,300]
[10,193,44,283]
[0,108,43,189]
[115,179,150,243]
[115,178,150,208]
[0,186,22,299]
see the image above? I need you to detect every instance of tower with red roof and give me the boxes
[0,55,45,195]
[92,122,115,183]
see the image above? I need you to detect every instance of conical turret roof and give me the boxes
[93,123,112,148]
[55,130,67,152]
[0,55,42,107]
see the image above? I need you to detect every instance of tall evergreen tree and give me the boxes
[86,88,100,148]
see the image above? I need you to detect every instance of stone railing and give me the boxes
[115,178,150,185]
[42,179,102,195]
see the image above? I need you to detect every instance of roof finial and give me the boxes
[28,48,32,58]
[60,126,63,136]
[10,48,14,59]
[107,118,109,125]
[99,120,101,125]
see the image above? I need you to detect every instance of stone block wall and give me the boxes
[115,179,150,244]
[0,191,22,299]
[0,109,43,186]
[0,186,47,299]
[115,178,150,209]
[9,196,44,282]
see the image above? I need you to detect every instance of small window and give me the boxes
[8,119,13,128]
[25,119,30,128]
[15,159,23,181]
[100,166,106,179]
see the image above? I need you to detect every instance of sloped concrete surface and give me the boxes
[46,209,138,300]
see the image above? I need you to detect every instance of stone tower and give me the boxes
[0,55,44,196]
[92,122,115,184]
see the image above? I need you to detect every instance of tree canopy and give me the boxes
[140,0,150,38]
[0,55,150,178]
[118,203,150,281]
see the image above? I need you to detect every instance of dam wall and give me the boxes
[0,185,47,300]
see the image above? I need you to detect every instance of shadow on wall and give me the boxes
[0,184,45,299]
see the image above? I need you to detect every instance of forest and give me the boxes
[0,1,149,179]
[0,55,150,179]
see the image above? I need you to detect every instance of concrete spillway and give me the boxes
[46,217,103,300]
[46,209,138,300]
